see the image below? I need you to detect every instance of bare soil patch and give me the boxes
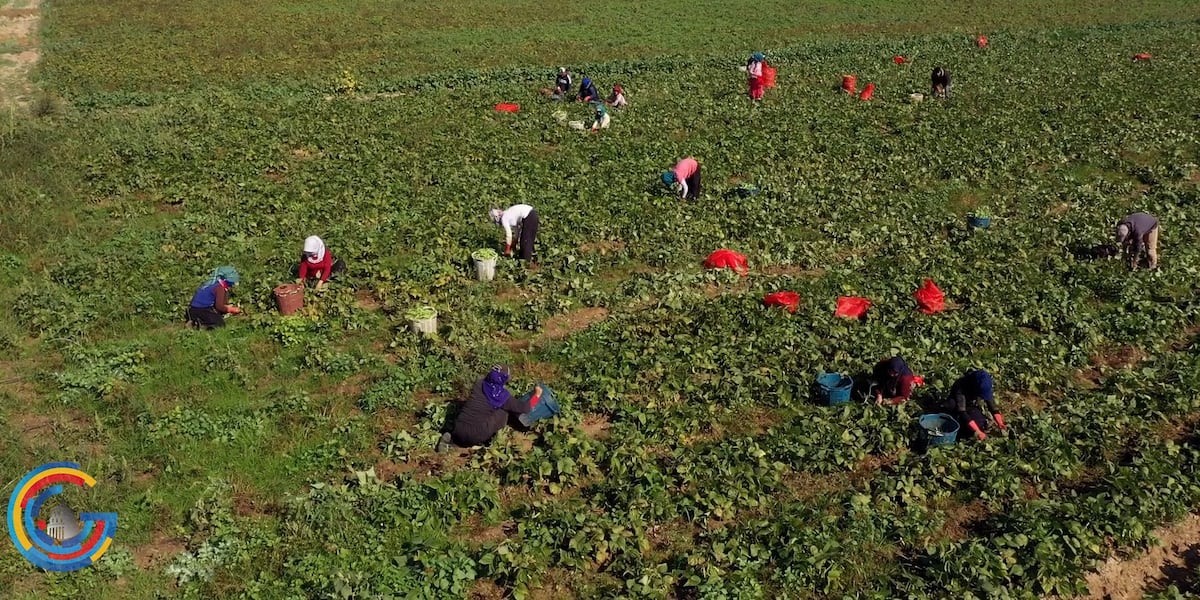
[579,413,611,439]
[938,499,990,542]
[468,579,506,600]
[132,531,186,570]
[540,307,608,341]
[1083,514,1200,600]
[354,289,382,311]
[0,0,40,109]
[1091,345,1146,370]
[577,240,626,255]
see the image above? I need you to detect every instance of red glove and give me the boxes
[504,244,512,257]
[227,306,241,315]
[968,419,986,441]
[994,413,1006,430]
[529,386,543,408]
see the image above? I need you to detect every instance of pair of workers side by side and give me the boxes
[871,356,1008,441]
[437,366,561,452]
[187,236,347,330]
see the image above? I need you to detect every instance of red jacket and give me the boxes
[299,253,334,282]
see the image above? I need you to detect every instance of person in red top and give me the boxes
[294,236,346,291]
[661,157,701,200]
[872,356,915,405]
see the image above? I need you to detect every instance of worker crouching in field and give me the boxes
[490,204,539,261]
[590,102,610,131]
[437,366,561,452]
[946,369,1007,441]
[1116,211,1160,270]
[931,67,952,99]
[747,52,766,100]
[577,77,599,103]
[186,266,242,329]
[552,67,573,100]
[292,235,346,291]
[607,84,627,108]
[872,356,915,406]
[662,157,701,200]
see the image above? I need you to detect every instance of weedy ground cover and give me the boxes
[1,2,1200,599]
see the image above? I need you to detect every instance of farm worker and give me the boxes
[186,266,242,329]
[436,366,548,452]
[589,102,610,131]
[293,235,346,291]
[607,84,627,108]
[872,356,915,406]
[947,369,1006,441]
[1116,212,1160,270]
[490,204,540,261]
[931,67,952,99]
[577,77,599,103]
[553,67,572,99]
[747,52,765,100]
[661,157,702,200]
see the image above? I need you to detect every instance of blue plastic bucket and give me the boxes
[517,383,561,427]
[967,214,991,228]
[816,373,853,406]
[919,413,960,446]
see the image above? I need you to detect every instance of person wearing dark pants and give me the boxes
[931,67,952,99]
[437,366,546,452]
[946,369,1006,441]
[186,266,242,329]
[661,157,701,200]
[490,204,539,261]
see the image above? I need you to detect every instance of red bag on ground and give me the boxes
[1132,52,1152,61]
[913,279,946,314]
[976,35,989,48]
[834,296,871,318]
[893,56,908,64]
[704,249,749,276]
[763,291,799,313]
[494,103,520,112]
[859,83,875,101]
[913,375,925,386]
[762,64,777,88]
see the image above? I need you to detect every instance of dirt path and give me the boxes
[0,0,41,110]
[1081,514,1200,599]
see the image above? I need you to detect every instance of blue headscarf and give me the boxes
[884,356,912,377]
[205,265,240,286]
[751,52,765,63]
[482,366,512,409]
[582,77,592,87]
[661,171,677,186]
[971,369,994,401]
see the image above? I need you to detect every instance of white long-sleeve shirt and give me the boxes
[500,204,534,247]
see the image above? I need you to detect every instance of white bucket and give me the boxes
[474,257,497,281]
[909,93,924,103]
[568,120,586,130]
[410,316,438,336]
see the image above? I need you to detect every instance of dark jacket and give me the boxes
[873,356,914,400]
[578,81,598,102]
[950,370,997,414]
[451,376,531,447]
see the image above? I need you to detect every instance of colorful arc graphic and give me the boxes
[7,462,118,571]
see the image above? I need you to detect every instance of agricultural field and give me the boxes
[3,1,1200,599]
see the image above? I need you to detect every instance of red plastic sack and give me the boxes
[913,278,945,315]
[859,83,875,101]
[892,55,908,64]
[763,291,799,313]
[704,249,749,276]
[842,74,857,95]
[762,64,777,88]
[913,375,925,387]
[976,35,989,48]
[834,296,871,318]
[494,103,520,112]
[1132,52,1152,61]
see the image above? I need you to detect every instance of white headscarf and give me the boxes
[303,235,326,263]
[489,208,504,223]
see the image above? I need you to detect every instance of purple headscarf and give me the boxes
[482,366,512,409]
